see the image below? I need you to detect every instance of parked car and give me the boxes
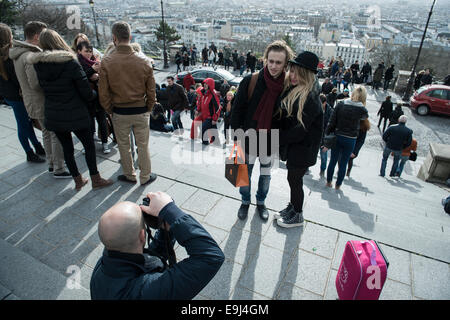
[410,85,450,116]
[176,67,243,89]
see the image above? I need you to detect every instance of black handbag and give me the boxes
[323,133,337,149]
[409,151,417,162]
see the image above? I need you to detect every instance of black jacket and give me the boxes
[383,123,413,151]
[0,58,22,101]
[361,63,372,75]
[325,101,369,138]
[390,106,404,124]
[279,81,324,169]
[156,87,169,109]
[378,100,393,118]
[90,203,225,300]
[231,69,282,157]
[385,67,394,81]
[321,82,333,95]
[321,102,333,144]
[29,50,94,132]
[167,83,188,111]
[353,129,367,157]
[326,91,337,108]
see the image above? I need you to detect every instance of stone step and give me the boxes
[0,239,90,300]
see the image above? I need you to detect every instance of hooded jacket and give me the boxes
[197,78,221,121]
[9,40,45,119]
[28,50,94,132]
[278,80,324,168]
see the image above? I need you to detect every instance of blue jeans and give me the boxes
[380,147,402,177]
[5,99,40,153]
[327,135,356,186]
[240,157,272,205]
[396,155,409,177]
[320,147,328,171]
[171,110,183,130]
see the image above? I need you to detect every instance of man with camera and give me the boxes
[90,191,225,300]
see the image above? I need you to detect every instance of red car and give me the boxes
[410,85,450,116]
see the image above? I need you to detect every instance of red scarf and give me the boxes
[77,53,96,67]
[253,66,285,130]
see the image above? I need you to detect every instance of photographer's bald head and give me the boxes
[98,201,146,254]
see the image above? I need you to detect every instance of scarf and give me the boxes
[253,66,285,130]
[77,53,96,67]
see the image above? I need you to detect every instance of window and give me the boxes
[207,72,223,81]
[427,90,446,100]
[193,71,208,79]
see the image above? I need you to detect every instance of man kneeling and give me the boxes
[90,191,225,300]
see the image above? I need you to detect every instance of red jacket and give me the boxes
[183,74,195,91]
[198,78,221,121]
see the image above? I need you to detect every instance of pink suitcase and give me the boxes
[336,240,389,300]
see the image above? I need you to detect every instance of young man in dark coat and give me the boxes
[231,40,294,221]
[167,76,188,132]
[377,95,393,133]
[321,77,334,95]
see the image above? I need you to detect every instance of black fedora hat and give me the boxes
[289,51,319,74]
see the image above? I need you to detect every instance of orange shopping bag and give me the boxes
[225,143,249,187]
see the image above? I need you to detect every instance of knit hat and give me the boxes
[289,51,319,74]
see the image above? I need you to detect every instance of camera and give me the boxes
[141,197,161,229]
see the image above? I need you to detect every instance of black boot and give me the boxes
[26,151,45,163]
[237,204,250,220]
[34,143,46,156]
[256,204,269,221]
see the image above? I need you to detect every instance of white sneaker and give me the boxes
[102,143,111,154]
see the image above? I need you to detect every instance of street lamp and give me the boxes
[160,0,169,69]
[402,0,436,102]
[89,0,101,48]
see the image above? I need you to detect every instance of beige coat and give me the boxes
[9,40,45,119]
[98,44,155,113]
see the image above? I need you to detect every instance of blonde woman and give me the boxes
[323,86,369,189]
[275,51,324,228]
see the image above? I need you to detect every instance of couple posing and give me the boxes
[231,41,323,228]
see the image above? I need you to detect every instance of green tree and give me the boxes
[154,20,180,44]
[282,34,294,52]
[0,0,20,25]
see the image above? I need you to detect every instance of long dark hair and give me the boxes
[0,23,13,81]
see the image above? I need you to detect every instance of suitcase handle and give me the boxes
[361,241,377,266]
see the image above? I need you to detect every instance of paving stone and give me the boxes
[0,192,47,224]
[233,205,273,237]
[380,279,413,300]
[231,285,271,300]
[3,293,20,300]
[165,182,198,207]
[181,189,222,216]
[276,282,323,300]
[298,222,339,259]
[40,237,98,275]
[0,239,90,300]
[378,243,411,285]
[411,254,450,300]
[203,196,242,232]
[238,244,294,299]
[35,211,91,246]
[323,269,339,300]
[283,249,332,296]
[262,219,304,255]
[17,235,56,260]
[220,226,262,266]
[0,283,11,300]
[202,223,229,246]
[81,244,104,269]
[198,258,243,300]
[2,213,45,246]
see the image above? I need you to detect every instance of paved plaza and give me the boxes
[0,67,449,300]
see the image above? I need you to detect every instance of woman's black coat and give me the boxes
[278,81,324,169]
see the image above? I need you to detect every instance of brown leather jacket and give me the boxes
[99,44,155,113]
